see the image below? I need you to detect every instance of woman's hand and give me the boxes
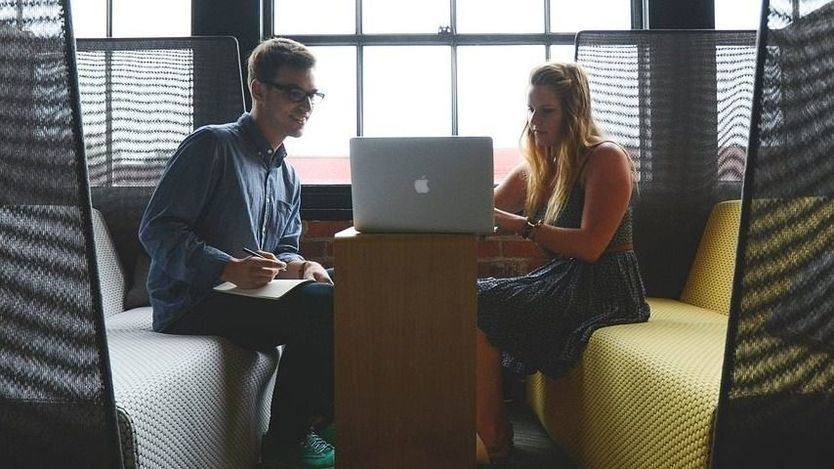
[493,208,527,236]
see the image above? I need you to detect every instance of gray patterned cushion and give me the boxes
[106,308,279,469]
[92,208,126,317]
[94,213,280,469]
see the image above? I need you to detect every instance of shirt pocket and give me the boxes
[269,198,295,241]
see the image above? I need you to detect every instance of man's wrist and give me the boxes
[298,260,310,279]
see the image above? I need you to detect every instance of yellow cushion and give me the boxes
[680,200,741,314]
[527,298,727,469]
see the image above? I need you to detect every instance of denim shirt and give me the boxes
[139,113,304,331]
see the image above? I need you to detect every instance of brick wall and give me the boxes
[301,220,550,278]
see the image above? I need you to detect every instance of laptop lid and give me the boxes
[350,136,494,234]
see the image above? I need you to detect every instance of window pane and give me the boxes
[457,0,543,33]
[715,0,761,29]
[550,44,576,63]
[551,0,630,32]
[275,0,355,34]
[363,46,451,136]
[288,47,356,185]
[801,0,831,16]
[113,0,190,37]
[363,0,449,33]
[70,0,106,38]
[457,46,545,183]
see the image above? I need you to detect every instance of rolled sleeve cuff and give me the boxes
[277,252,304,264]
[195,246,232,288]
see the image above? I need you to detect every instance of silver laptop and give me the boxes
[350,136,494,234]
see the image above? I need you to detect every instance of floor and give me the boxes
[260,378,576,469]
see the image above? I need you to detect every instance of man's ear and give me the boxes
[250,80,264,102]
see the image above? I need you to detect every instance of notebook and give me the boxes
[349,136,494,234]
[213,279,312,300]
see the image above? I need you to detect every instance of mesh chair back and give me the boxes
[75,37,246,304]
[712,1,834,466]
[576,30,757,298]
[0,1,121,466]
[75,36,245,188]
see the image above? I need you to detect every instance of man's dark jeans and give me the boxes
[163,279,334,445]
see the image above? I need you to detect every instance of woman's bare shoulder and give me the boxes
[580,141,632,181]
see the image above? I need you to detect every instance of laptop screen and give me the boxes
[349,136,494,234]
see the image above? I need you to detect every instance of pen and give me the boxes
[243,247,287,272]
[243,247,265,258]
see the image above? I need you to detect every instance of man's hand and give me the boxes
[301,261,333,285]
[221,251,286,289]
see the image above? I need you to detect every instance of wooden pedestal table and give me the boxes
[333,228,476,468]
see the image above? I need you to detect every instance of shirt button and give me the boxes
[267,148,273,154]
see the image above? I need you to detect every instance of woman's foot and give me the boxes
[476,432,511,465]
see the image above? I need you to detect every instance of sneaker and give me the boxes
[262,430,335,469]
[317,423,336,446]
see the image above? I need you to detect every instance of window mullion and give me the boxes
[357,0,363,136]
[263,0,273,39]
[450,0,457,135]
[451,44,458,135]
[545,0,551,60]
[106,0,113,37]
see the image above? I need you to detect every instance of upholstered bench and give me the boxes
[92,208,279,469]
[527,200,741,469]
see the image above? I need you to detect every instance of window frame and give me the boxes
[268,0,644,219]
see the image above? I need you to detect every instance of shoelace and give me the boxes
[305,432,334,454]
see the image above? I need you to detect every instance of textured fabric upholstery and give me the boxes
[528,300,726,469]
[106,308,278,469]
[527,201,740,468]
[92,208,126,317]
[680,200,741,315]
[577,30,756,299]
[76,36,279,468]
[711,2,834,465]
[76,37,246,310]
[0,1,122,465]
[97,241,280,469]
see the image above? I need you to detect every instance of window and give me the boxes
[715,0,762,30]
[272,0,637,184]
[70,0,191,38]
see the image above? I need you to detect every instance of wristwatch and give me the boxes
[520,217,544,239]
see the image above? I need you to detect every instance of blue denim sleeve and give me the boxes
[274,168,304,264]
[138,129,231,288]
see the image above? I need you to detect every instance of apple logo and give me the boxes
[414,175,430,194]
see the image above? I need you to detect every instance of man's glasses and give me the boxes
[260,80,325,106]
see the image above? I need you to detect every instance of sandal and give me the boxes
[476,433,511,465]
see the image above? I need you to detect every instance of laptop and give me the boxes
[350,136,494,234]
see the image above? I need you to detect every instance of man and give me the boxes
[139,38,335,468]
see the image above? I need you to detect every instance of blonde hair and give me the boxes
[522,62,602,223]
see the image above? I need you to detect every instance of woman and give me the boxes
[476,62,650,463]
